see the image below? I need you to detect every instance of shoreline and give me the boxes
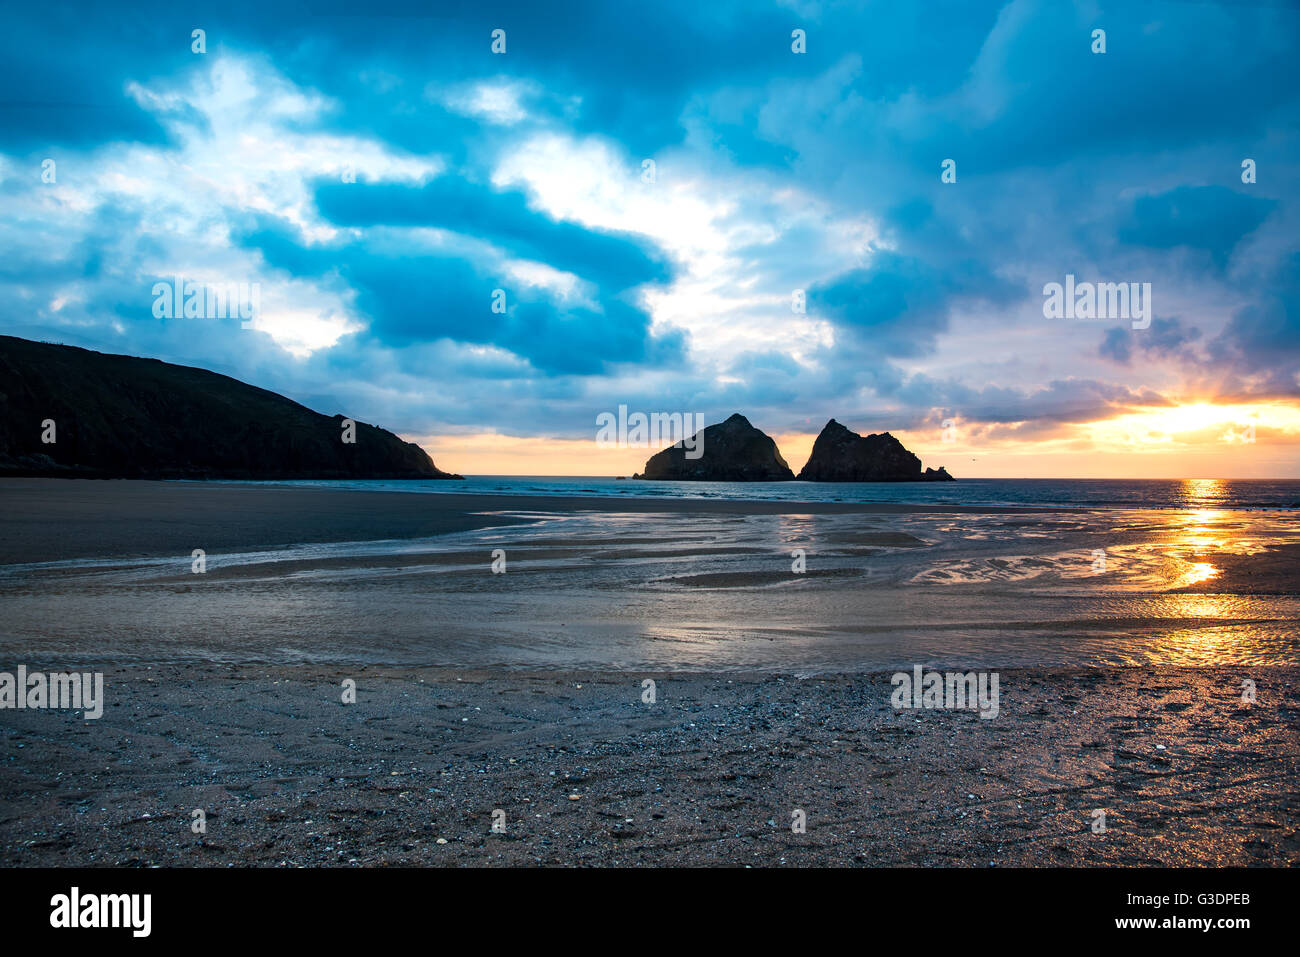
[0,477,1084,565]
[3,476,1298,672]
[189,477,1300,513]
[2,479,1297,866]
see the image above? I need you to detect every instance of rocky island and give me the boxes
[633,412,794,481]
[798,418,953,482]
[0,335,462,480]
[633,414,954,483]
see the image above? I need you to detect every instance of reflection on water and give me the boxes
[1181,478,1224,510]
[2,505,1297,671]
[1163,493,1237,586]
[1175,561,1220,587]
[244,475,1300,509]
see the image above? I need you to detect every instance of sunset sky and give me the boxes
[3,0,1298,477]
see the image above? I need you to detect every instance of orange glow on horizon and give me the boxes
[411,401,1300,478]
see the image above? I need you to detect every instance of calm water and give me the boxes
[6,506,1299,670]
[244,476,1300,510]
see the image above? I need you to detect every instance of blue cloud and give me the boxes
[809,253,1019,358]
[1100,316,1202,366]
[1119,186,1277,270]
[314,178,674,291]
[1210,252,1300,392]
[238,214,682,375]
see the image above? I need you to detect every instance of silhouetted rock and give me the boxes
[0,336,463,480]
[633,413,794,481]
[797,419,953,481]
[922,466,955,482]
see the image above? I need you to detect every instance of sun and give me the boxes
[1082,401,1300,449]
[1152,403,1242,433]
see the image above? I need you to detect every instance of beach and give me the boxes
[1,479,1297,866]
[3,663,1296,867]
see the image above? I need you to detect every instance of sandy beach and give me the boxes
[1,479,1297,866]
[2,664,1296,867]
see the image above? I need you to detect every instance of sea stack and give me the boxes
[0,335,463,480]
[797,418,954,482]
[633,413,794,481]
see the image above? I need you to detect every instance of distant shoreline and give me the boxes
[0,477,1078,566]
[208,475,1300,512]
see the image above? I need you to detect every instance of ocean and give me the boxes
[239,476,1300,511]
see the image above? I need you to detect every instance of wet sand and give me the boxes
[0,477,1071,565]
[1,479,1297,866]
[1,664,1295,866]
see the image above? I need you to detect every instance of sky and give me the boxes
[2,0,1298,477]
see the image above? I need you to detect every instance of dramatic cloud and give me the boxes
[1,0,1297,474]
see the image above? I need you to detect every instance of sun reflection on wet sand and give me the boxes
[1173,594,1238,619]
[1165,482,1232,586]
[1146,587,1281,665]
[1175,560,1220,587]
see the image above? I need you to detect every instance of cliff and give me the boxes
[0,336,462,480]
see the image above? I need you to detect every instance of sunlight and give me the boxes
[1182,479,1226,512]
[1083,401,1300,450]
[1175,560,1220,588]
[1169,498,1226,587]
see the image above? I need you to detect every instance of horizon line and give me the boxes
[413,474,1300,482]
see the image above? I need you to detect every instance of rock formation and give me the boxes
[797,418,954,482]
[0,335,463,479]
[633,413,794,481]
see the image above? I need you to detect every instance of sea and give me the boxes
[239,476,1300,511]
[7,475,1300,670]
